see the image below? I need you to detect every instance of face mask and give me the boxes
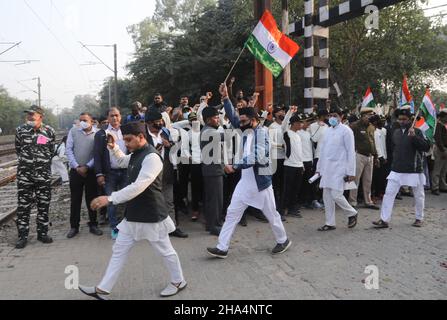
[328,117,339,127]
[153,123,163,131]
[80,121,90,130]
[398,121,410,129]
[27,121,36,127]
[240,121,252,132]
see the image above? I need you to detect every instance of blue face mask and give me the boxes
[329,117,339,127]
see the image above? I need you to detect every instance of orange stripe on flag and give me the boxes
[415,117,425,128]
[260,10,300,58]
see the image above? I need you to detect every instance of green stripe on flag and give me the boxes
[420,101,436,142]
[246,35,283,78]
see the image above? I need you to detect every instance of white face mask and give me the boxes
[80,121,90,130]
[26,121,36,127]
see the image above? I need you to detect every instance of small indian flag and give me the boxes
[419,89,436,142]
[415,117,430,136]
[362,87,375,108]
[246,10,300,78]
[399,75,415,113]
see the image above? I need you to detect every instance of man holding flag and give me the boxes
[373,106,431,228]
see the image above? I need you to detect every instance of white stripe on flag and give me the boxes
[252,23,292,68]
[423,95,437,119]
[362,93,373,107]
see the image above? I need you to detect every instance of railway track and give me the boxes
[0,132,67,224]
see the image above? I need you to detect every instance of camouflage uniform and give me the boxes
[15,123,56,240]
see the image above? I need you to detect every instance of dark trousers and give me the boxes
[301,161,317,204]
[203,175,223,230]
[281,166,304,213]
[190,164,203,211]
[223,170,241,218]
[272,158,285,209]
[175,163,202,211]
[372,164,387,197]
[69,169,98,229]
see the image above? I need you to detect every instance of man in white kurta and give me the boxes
[316,108,358,230]
[78,122,186,299]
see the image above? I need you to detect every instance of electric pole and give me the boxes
[37,77,41,107]
[114,44,118,107]
[282,0,291,107]
[79,42,119,107]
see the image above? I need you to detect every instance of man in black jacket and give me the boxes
[79,122,186,299]
[373,106,431,228]
[431,109,447,195]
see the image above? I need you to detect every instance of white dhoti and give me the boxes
[97,217,184,293]
[217,167,287,252]
[322,188,358,227]
[380,172,426,223]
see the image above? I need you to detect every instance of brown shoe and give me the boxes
[412,219,423,227]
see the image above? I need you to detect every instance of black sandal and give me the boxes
[348,215,358,228]
[317,225,336,231]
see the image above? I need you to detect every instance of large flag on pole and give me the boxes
[246,10,300,78]
[399,75,414,113]
[418,89,436,142]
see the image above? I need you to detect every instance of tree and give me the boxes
[71,94,100,116]
[0,86,59,134]
[97,77,136,116]
[126,0,447,109]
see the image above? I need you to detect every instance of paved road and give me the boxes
[0,187,446,300]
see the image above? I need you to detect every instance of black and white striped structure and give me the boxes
[292,0,405,112]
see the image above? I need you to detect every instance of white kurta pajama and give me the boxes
[217,133,288,252]
[380,172,426,223]
[317,123,358,227]
[97,147,184,294]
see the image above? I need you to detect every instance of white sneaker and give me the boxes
[160,280,187,297]
[78,285,109,300]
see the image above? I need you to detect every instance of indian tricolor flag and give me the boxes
[399,75,415,112]
[419,89,436,142]
[362,87,375,108]
[246,10,300,78]
[415,117,430,137]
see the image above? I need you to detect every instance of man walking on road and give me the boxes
[206,84,291,259]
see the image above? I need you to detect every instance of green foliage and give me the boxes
[121,0,447,109]
[0,86,59,134]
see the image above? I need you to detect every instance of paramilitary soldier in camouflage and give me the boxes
[15,105,56,249]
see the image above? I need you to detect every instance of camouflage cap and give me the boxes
[24,105,44,115]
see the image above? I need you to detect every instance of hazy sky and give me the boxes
[0,0,156,112]
[0,0,445,113]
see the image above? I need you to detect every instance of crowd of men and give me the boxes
[13,82,447,251]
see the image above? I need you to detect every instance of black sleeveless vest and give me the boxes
[124,144,168,223]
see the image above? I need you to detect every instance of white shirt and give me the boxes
[147,128,164,159]
[374,127,387,160]
[317,124,356,191]
[297,129,313,162]
[106,125,127,169]
[107,145,176,241]
[269,121,286,160]
[309,121,328,159]
[284,129,304,168]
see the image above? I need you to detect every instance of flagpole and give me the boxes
[224,45,246,84]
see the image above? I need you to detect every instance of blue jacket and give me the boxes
[223,98,272,192]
